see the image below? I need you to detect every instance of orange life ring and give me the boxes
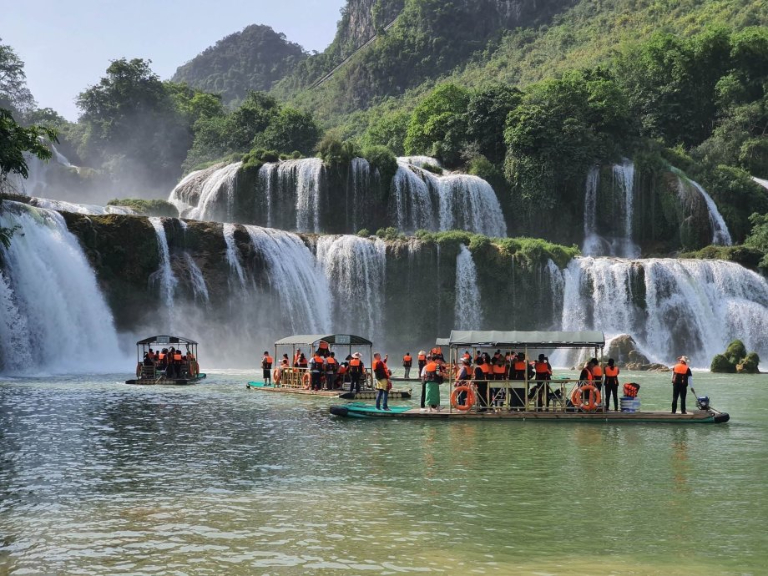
[302,372,311,390]
[136,363,142,377]
[451,385,476,412]
[273,368,281,384]
[571,385,602,411]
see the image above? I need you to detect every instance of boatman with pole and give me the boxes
[671,355,692,414]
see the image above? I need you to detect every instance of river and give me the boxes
[1,370,766,575]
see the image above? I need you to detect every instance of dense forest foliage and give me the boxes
[171,24,307,107]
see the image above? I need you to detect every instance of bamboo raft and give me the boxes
[329,404,730,423]
[246,381,412,400]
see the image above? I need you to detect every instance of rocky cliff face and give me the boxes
[333,0,405,60]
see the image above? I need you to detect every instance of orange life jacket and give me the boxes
[424,361,442,382]
[514,361,526,371]
[418,353,426,362]
[592,366,603,378]
[605,366,619,377]
[463,353,471,361]
[326,357,337,366]
[534,361,550,374]
[673,363,689,375]
[349,358,362,373]
[173,353,182,362]
[492,363,505,374]
[480,363,492,375]
[158,353,166,361]
[338,365,348,375]
[403,355,412,366]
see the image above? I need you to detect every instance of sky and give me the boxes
[2,0,346,120]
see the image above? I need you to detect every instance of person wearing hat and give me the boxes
[671,356,692,414]
[348,352,364,394]
[261,351,273,385]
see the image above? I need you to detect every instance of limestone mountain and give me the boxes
[172,24,307,106]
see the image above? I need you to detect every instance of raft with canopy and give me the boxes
[246,334,411,400]
[330,330,729,423]
[125,335,206,385]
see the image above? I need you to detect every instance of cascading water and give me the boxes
[582,162,640,257]
[223,223,246,288]
[0,202,122,374]
[184,162,241,222]
[316,235,386,343]
[28,197,137,215]
[438,174,507,237]
[454,245,482,329]
[390,162,439,233]
[348,158,372,232]
[293,158,324,233]
[673,168,732,246]
[148,217,178,324]
[183,252,209,303]
[257,158,324,233]
[245,225,332,334]
[168,163,228,217]
[397,156,441,168]
[560,257,768,367]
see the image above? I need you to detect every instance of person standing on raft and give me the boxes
[603,358,620,411]
[309,352,325,391]
[348,353,364,394]
[422,355,446,412]
[403,352,413,379]
[262,351,273,385]
[372,353,391,411]
[671,356,692,414]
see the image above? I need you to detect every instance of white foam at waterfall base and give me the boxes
[223,223,246,288]
[316,235,386,342]
[185,162,241,222]
[0,203,122,374]
[245,226,331,334]
[559,257,768,367]
[454,245,483,329]
[29,197,137,216]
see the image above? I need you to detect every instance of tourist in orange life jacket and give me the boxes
[297,353,308,369]
[473,357,491,411]
[348,353,364,394]
[490,357,506,407]
[417,350,427,374]
[423,356,445,411]
[373,352,391,411]
[262,351,273,385]
[590,357,604,391]
[604,358,620,411]
[418,352,429,409]
[325,352,338,389]
[513,353,527,380]
[293,349,302,367]
[309,352,325,391]
[671,355,692,414]
[317,341,330,358]
[172,348,184,378]
[578,361,593,385]
[462,350,472,362]
[403,352,413,379]
[532,354,552,408]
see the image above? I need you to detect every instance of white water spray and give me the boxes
[454,245,483,329]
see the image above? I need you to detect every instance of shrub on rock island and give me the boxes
[710,353,736,373]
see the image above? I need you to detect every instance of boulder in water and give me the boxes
[711,340,760,373]
[607,335,649,366]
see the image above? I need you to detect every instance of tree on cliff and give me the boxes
[0,39,36,116]
[0,107,56,246]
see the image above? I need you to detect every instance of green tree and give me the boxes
[404,83,470,167]
[0,108,56,246]
[77,58,191,189]
[254,107,320,155]
[466,84,522,165]
[362,109,409,155]
[0,39,35,115]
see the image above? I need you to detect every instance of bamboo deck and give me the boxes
[330,405,730,424]
[246,382,412,400]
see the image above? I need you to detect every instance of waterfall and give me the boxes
[0,202,121,374]
[245,226,332,334]
[184,162,241,222]
[390,162,439,233]
[390,160,507,236]
[583,162,639,258]
[168,163,228,217]
[316,235,386,342]
[148,217,178,317]
[28,197,137,216]
[560,257,768,367]
[257,158,324,233]
[292,158,324,233]
[223,223,247,288]
[183,252,209,303]
[397,156,441,168]
[753,176,768,191]
[438,174,507,237]
[674,169,732,246]
[348,158,372,232]
[9,141,75,197]
[454,245,482,329]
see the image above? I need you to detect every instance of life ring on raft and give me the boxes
[571,385,601,411]
[136,363,142,377]
[450,385,476,412]
[273,368,281,384]
[302,373,311,390]
[189,361,198,377]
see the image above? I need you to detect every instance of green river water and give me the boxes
[0,370,766,575]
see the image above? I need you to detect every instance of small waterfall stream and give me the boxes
[454,245,482,329]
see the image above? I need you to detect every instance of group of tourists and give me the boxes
[260,347,374,393]
[142,347,196,379]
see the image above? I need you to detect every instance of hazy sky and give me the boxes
[3,0,346,120]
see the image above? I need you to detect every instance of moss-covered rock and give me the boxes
[737,352,761,374]
[711,340,760,373]
[710,353,736,373]
[725,340,748,364]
